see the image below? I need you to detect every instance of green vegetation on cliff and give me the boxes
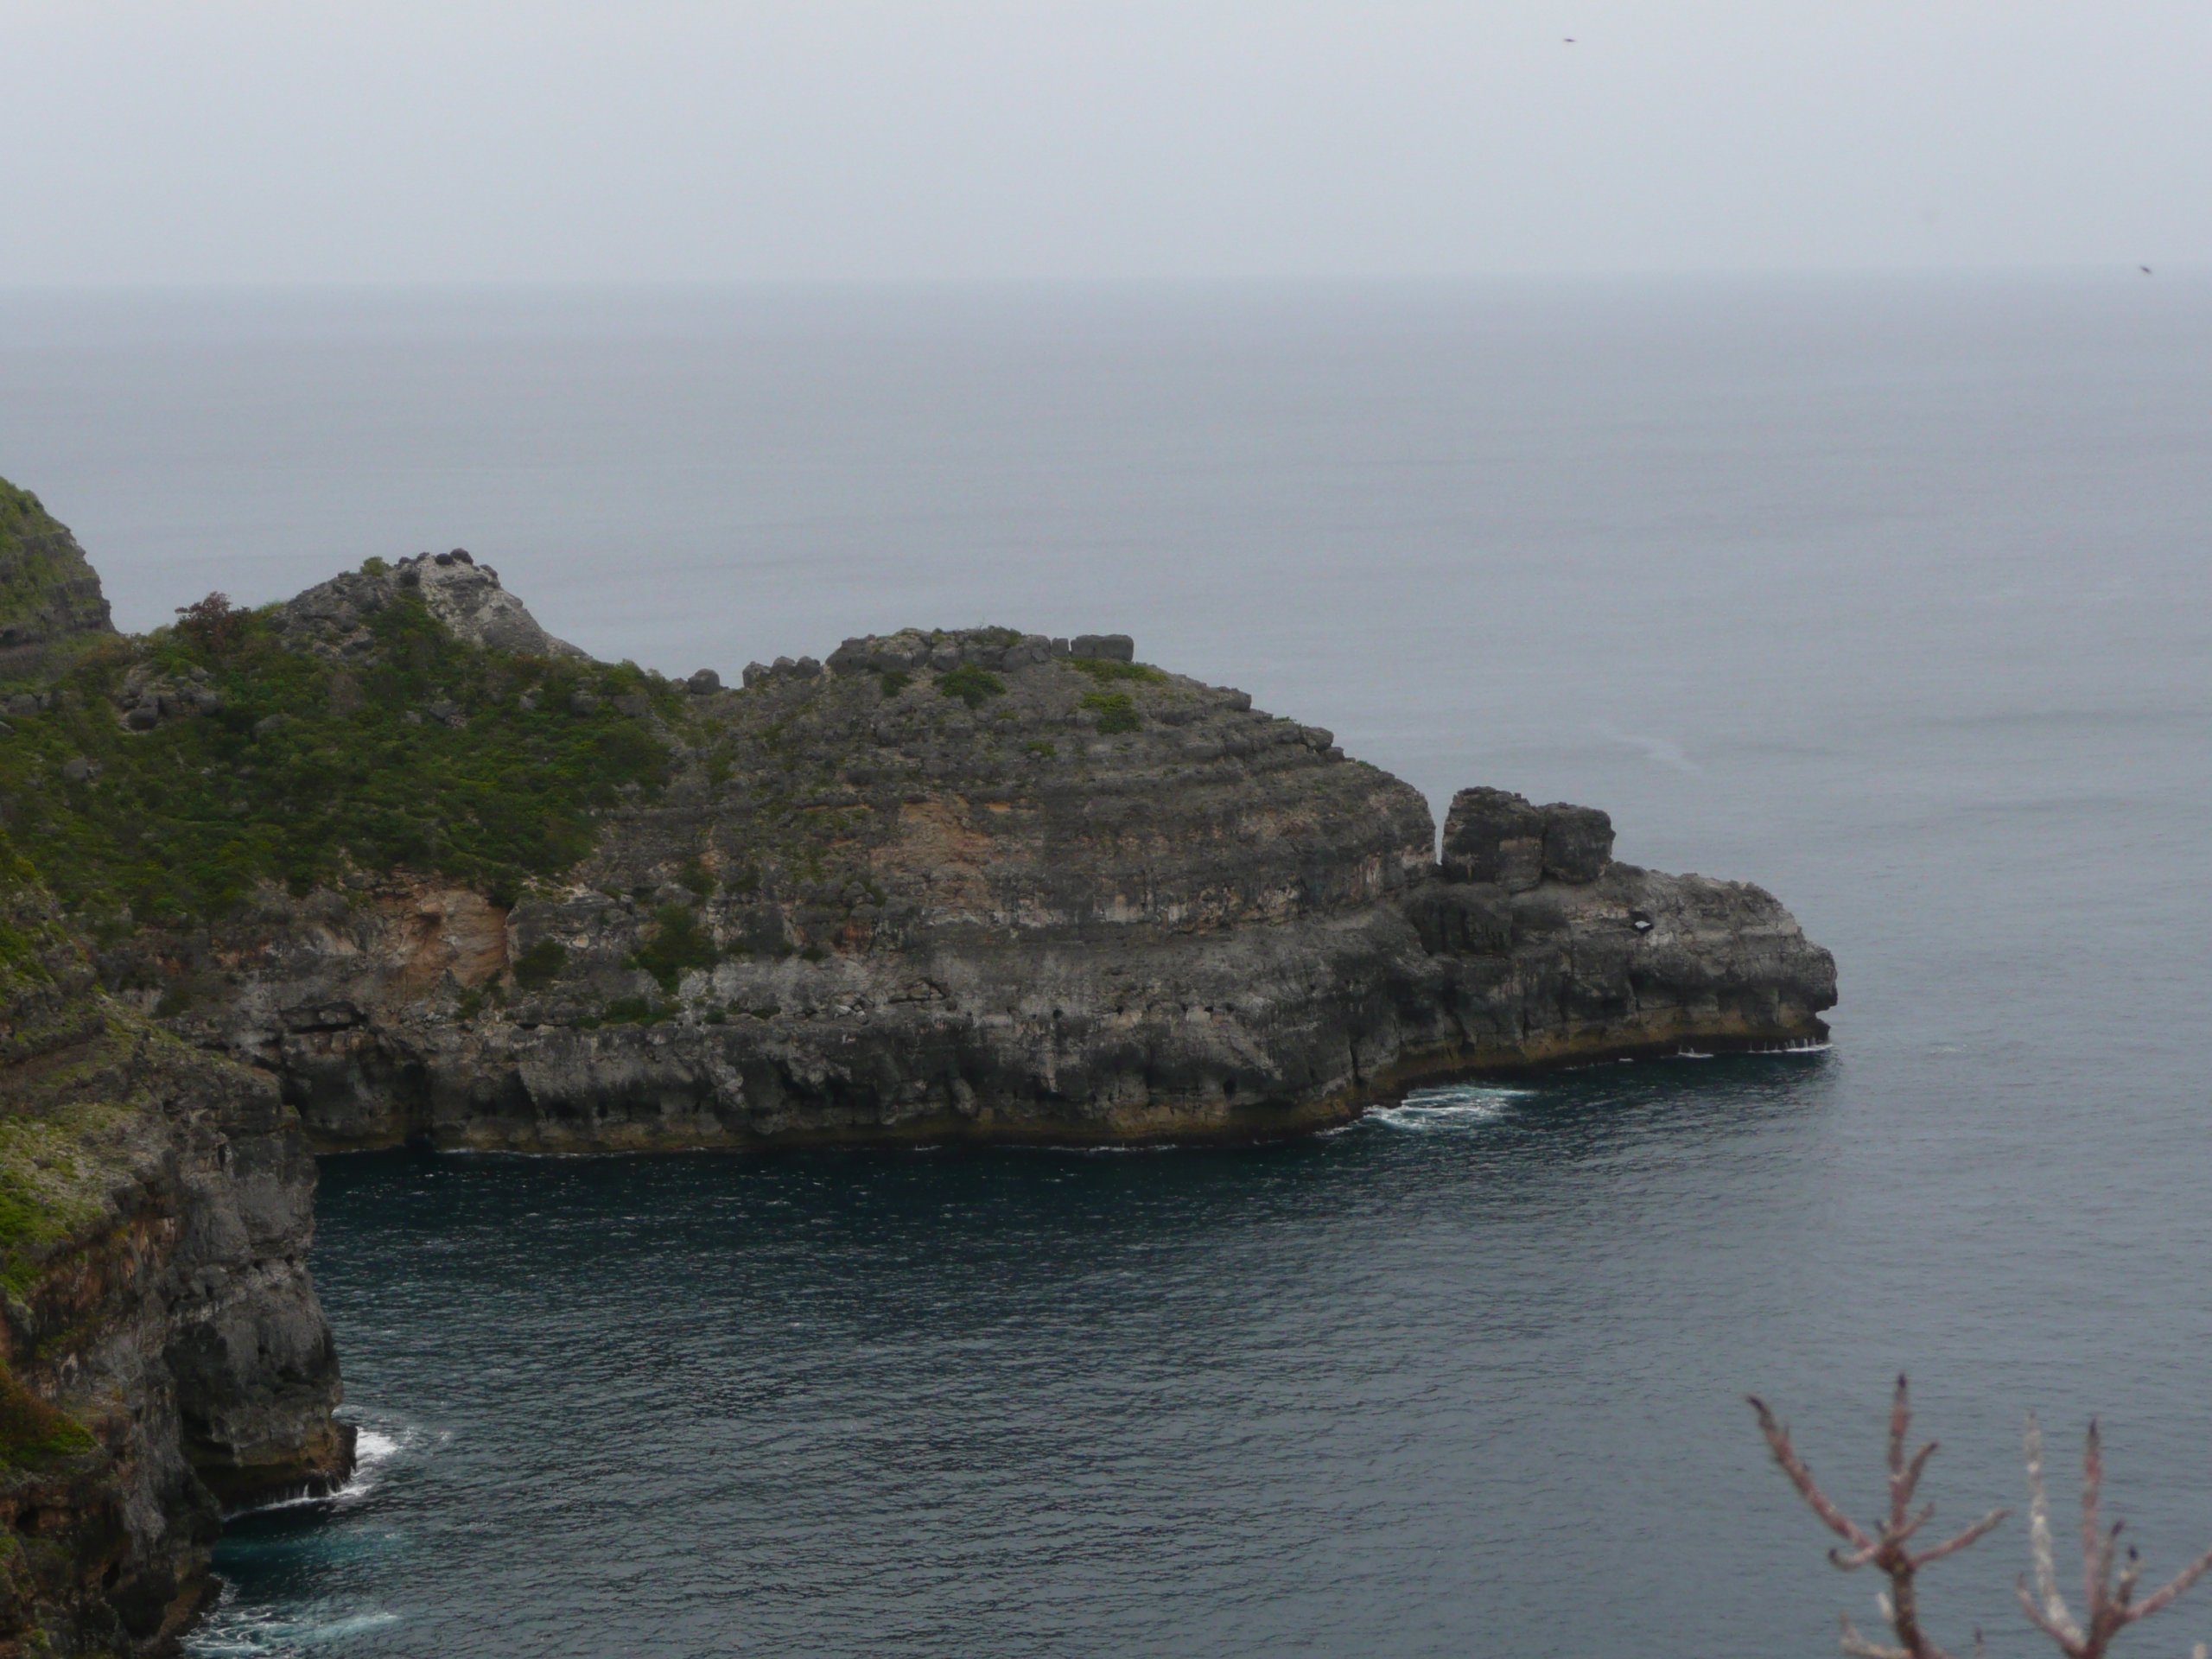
[0,481,112,666]
[0,483,75,626]
[0,839,124,1484]
[0,1368,95,1472]
[0,594,677,932]
[631,903,717,991]
[936,664,1006,708]
[1065,656,1165,686]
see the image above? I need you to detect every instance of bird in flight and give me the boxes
[1565,36,1577,42]
[2140,265,2153,275]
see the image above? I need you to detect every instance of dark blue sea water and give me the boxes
[3,276,2210,1656]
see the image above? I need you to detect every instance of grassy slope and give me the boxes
[0,594,679,936]
[0,480,103,639]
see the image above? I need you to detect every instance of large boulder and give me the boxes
[1541,803,1615,883]
[1440,787,1547,888]
[1440,788,1614,888]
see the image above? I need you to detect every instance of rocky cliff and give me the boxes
[0,839,350,1656]
[190,619,1834,1152]
[0,480,1833,1646]
[0,495,1834,1156]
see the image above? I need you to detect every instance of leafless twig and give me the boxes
[2011,1414,2212,1658]
[1753,1378,2212,1659]
[1751,1375,2006,1659]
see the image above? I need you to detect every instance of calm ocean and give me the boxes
[3,275,2209,1656]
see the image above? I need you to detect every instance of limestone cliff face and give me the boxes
[166,626,1835,1151]
[0,483,115,679]
[0,852,350,1655]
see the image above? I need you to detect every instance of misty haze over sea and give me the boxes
[5,274,2209,1656]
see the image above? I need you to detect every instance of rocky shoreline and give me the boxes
[0,479,1834,1649]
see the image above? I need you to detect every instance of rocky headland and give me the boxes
[0,478,1834,1648]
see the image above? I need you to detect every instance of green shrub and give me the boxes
[631,904,716,992]
[1026,740,1057,758]
[0,1368,95,1471]
[1067,657,1164,684]
[937,665,1006,708]
[174,592,247,655]
[879,670,911,697]
[1081,690,1141,734]
[512,940,567,988]
[0,593,673,931]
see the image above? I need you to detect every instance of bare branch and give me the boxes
[2128,1541,2212,1623]
[2027,1414,2083,1643]
[2084,1420,2106,1624]
[1915,1509,2010,1569]
[2013,1412,2212,1657]
[1901,1438,1941,1507]
[1752,1381,1990,1659]
[1751,1395,1874,1551]
[2018,1576,2085,1649]
[2111,1548,2140,1614]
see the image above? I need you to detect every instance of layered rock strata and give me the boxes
[0,487,1834,1156]
[156,622,1836,1151]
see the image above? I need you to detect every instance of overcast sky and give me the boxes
[3,1,2207,284]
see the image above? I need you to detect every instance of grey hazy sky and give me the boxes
[4,1,2208,284]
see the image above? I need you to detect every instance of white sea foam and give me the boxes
[189,1608,400,1655]
[299,1612,402,1643]
[1366,1085,1532,1131]
[229,1416,425,1516]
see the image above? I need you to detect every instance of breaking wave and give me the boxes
[1366,1084,1534,1131]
